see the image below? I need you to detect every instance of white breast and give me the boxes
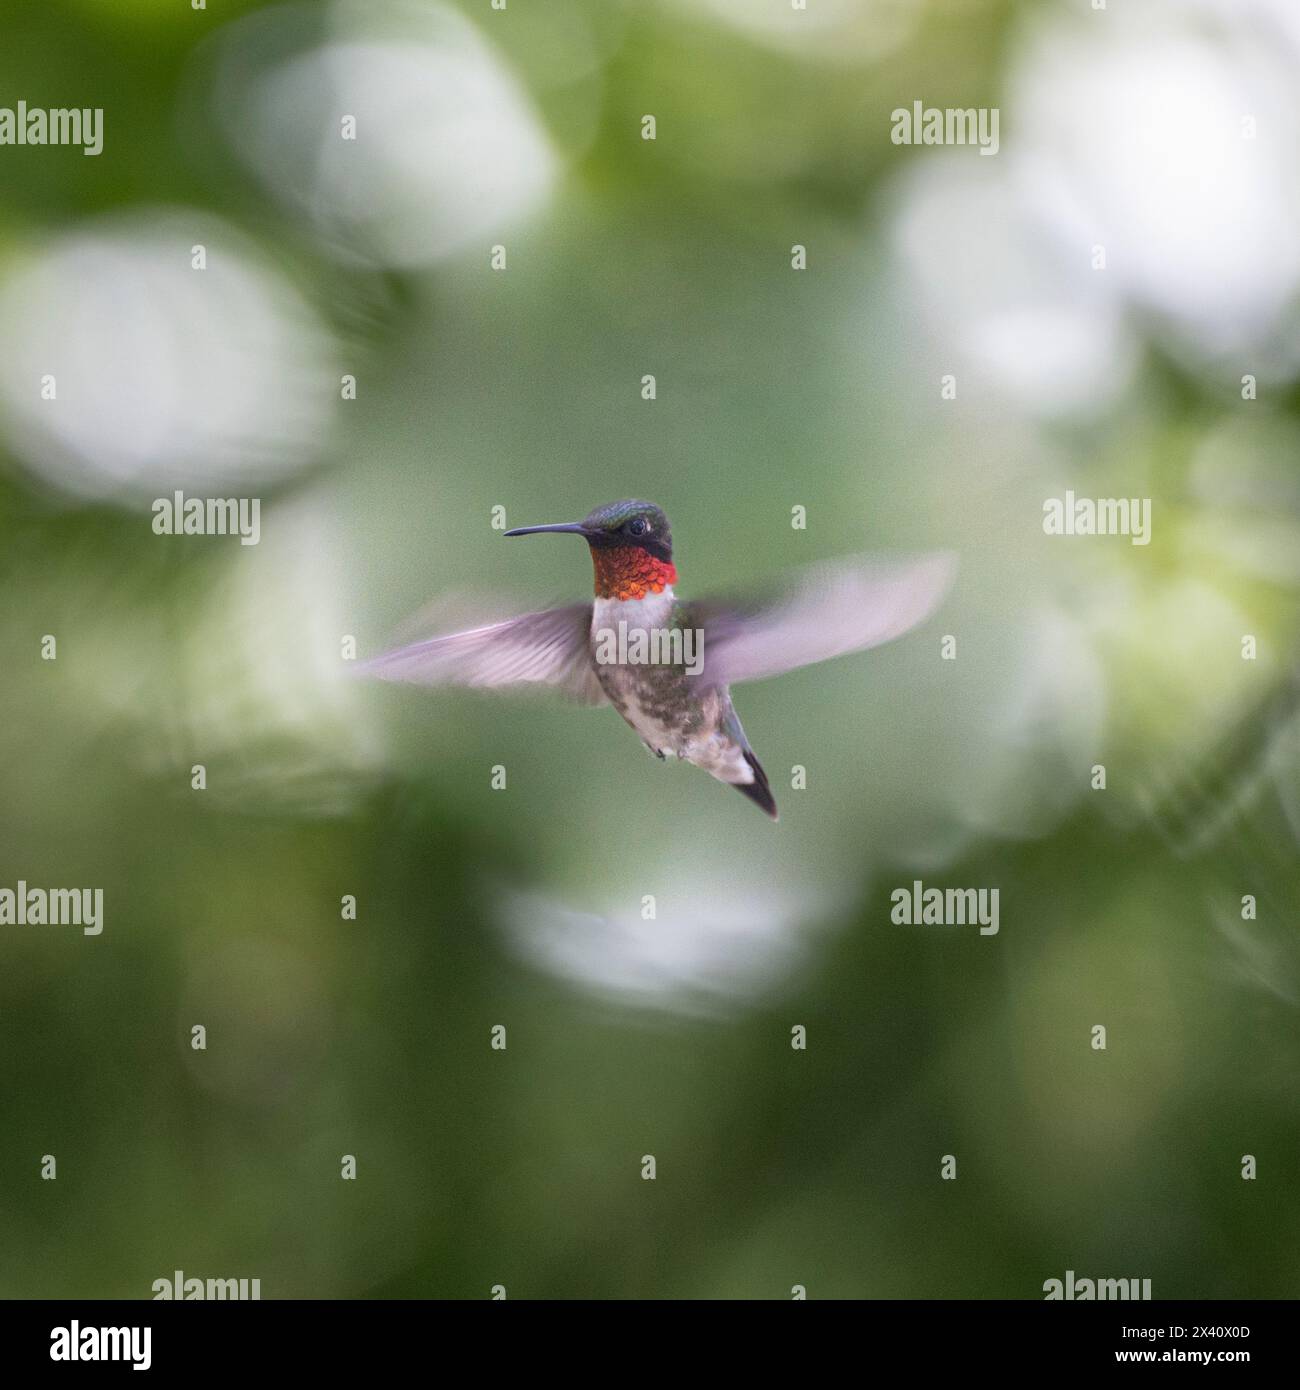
[591,585,676,635]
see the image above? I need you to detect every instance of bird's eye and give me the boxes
[628,517,648,537]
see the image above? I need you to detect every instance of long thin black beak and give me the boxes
[503,522,589,538]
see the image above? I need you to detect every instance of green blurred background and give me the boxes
[1,0,1299,1298]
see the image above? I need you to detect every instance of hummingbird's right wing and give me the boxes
[693,552,955,687]
[358,602,606,704]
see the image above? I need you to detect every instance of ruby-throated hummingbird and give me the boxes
[363,500,953,820]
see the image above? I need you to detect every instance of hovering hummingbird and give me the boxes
[362,500,953,820]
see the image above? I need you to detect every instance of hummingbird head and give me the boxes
[505,499,676,599]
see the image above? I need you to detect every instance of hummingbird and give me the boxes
[362,500,953,820]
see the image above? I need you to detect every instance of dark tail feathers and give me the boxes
[734,749,778,821]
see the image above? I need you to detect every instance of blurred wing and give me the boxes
[695,553,955,687]
[359,602,605,704]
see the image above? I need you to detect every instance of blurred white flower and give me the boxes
[155,490,386,816]
[890,157,1138,417]
[498,879,832,1016]
[0,209,336,501]
[1009,0,1300,371]
[212,0,558,268]
[890,0,1300,399]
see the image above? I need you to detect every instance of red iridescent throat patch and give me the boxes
[591,546,677,600]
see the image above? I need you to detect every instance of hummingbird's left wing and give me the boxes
[358,602,606,704]
[692,552,955,687]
